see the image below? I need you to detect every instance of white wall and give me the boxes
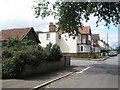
[39,32,78,53]
[94,47,100,52]
[76,34,81,44]
[78,45,91,53]
[58,33,77,53]
[81,35,86,43]
[39,32,57,47]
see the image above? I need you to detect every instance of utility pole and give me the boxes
[107,33,108,55]
[107,33,108,50]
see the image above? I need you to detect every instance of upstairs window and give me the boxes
[59,34,61,39]
[46,33,50,40]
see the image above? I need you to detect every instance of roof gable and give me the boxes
[92,34,100,40]
[78,26,91,34]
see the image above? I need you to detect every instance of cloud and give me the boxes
[98,25,105,29]
[0,0,57,31]
[92,30,102,34]
[92,29,118,47]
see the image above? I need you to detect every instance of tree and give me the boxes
[2,37,35,49]
[33,1,120,36]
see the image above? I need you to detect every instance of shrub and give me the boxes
[2,49,13,59]
[44,42,62,62]
[50,44,63,61]
[2,48,46,79]
[92,53,99,59]
[2,38,63,79]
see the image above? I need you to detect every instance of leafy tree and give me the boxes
[33,1,119,36]
[2,37,35,50]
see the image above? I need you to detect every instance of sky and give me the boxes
[0,0,119,48]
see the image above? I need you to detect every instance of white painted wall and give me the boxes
[57,33,77,53]
[81,35,86,43]
[38,32,57,47]
[76,34,81,44]
[99,41,105,49]
[78,45,91,53]
[94,47,100,52]
[39,32,78,53]
[39,32,92,54]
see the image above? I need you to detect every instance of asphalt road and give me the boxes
[45,55,119,88]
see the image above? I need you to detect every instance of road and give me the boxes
[45,55,119,88]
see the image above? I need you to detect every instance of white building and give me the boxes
[38,23,93,57]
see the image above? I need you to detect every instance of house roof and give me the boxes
[57,26,91,35]
[1,27,32,41]
[92,34,100,40]
[1,27,41,44]
[78,26,91,34]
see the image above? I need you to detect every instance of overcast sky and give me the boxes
[0,0,118,48]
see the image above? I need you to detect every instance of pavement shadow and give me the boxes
[23,66,79,81]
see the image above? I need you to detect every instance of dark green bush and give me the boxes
[92,53,99,59]
[2,48,46,78]
[44,42,62,62]
[2,38,63,79]
[2,49,13,59]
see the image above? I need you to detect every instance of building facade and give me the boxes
[38,23,93,57]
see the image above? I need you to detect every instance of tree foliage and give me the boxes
[2,37,35,50]
[33,1,120,36]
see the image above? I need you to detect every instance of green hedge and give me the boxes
[2,39,63,79]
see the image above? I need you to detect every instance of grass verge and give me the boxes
[71,58,91,61]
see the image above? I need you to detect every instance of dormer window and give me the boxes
[46,33,50,40]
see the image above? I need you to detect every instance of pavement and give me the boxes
[2,56,110,90]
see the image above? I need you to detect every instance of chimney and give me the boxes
[49,22,56,32]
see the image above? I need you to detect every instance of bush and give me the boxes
[92,53,99,59]
[2,49,13,59]
[44,42,62,62]
[2,38,63,79]
[2,48,46,78]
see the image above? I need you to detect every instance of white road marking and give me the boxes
[76,67,90,74]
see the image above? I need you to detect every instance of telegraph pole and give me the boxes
[107,33,109,55]
[107,33,108,49]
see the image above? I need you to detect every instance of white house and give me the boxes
[38,22,93,57]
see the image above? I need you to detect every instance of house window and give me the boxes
[81,46,83,51]
[46,33,50,40]
[59,34,61,39]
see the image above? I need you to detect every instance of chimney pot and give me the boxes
[49,22,56,32]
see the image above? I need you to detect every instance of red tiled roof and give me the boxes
[78,26,91,34]
[92,34,100,40]
[57,26,91,34]
[1,27,32,40]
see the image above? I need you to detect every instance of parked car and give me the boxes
[108,51,118,56]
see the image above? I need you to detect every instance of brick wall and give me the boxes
[63,53,93,58]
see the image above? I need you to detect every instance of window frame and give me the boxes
[46,33,50,40]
